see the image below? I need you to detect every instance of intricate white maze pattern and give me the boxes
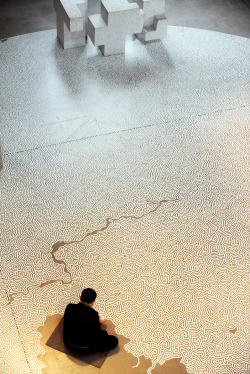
[0,27,249,374]
[1,109,249,374]
[6,198,178,304]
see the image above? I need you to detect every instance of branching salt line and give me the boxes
[7,198,179,304]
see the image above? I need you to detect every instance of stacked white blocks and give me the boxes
[54,0,87,49]
[54,0,167,55]
[134,0,167,41]
[88,0,144,56]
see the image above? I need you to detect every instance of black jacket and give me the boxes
[63,302,106,347]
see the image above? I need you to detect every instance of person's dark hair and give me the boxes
[81,288,97,304]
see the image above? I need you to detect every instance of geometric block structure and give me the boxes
[88,0,145,56]
[53,0,87,49]
[134,0,167,41]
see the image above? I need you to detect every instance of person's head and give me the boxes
[80,288,97,305]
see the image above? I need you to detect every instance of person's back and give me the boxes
[63,302,101,347]
[63,288,118,353]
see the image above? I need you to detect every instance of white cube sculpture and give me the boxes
[88,0,144,56]
[134,0,167,41]
[54,0,87,49]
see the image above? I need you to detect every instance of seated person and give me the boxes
[63,288,118,353]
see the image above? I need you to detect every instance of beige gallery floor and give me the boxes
[0,24,249,374]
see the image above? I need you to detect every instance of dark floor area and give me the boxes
[0,0,250,40]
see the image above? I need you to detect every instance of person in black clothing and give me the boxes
[63,288,118,353]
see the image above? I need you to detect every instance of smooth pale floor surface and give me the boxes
[0,26,249,374]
